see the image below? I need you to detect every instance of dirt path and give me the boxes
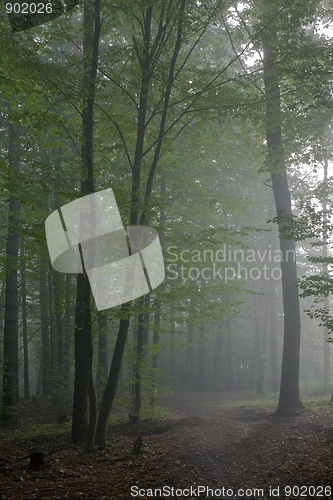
[1,390,332,499]
[160,390,333,498]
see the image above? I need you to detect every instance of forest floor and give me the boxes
[0,390,332,499]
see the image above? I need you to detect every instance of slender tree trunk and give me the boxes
[143,296,150,345]
[94,309,130,446]
[132,295,150,421]
[257,293,268,394]
[2,123,20,421]
[152,301,161,371]
[323,157,329,393]
[169,308,176,379]
[48,265,56,395]
[133,299,145,421]
[248,296,259,390]
[96,312,108,392]
[263,37,302,413]
[213,322,223,387]
[20,238,30,399]
[40,255,52,397]
[36,360,43,396]
[185,298,195,389]
[226,315,233,391]
[197,320,205,388]
[0,282,5,333]
[63,274,73,387]
[150,300,161,408]
[54,272,64,396]
[269,275,279,392]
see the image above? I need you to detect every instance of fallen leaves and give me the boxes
[0,392,332,499]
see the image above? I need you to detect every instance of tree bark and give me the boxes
[185,298,195,389]
[263,38,302,413]
[226,315,233,391]
[96,312,108,392]
[63,274,73,387]
[2,123,20,421]
[20,237,30,399]
[169,308,176,379]
[53,272,64,395]
[150,299,161,408]
[213,322,223,387]
[48,265,56,395]
[133,299,145,421]
[248,295,259,390]
[268,275,279,392]
[196,320,205,388]
[257,293,268,394]
[40,257,51,396]
[323,156,329,393]
[71,0,100,449]
[94,309,130,446]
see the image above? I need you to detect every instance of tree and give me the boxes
[263,33,302,412]
[71,0,100,450]
[2,122,20,421]
[95,0,187,446]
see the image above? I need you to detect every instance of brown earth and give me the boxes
[0,390,332,499]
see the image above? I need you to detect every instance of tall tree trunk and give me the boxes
[63,274,73,387]
[257,293,268,394]
[143,295,150,345]
[226,315,233,391]
[213,322,223,387]
[94,308,130,446]
[54,272,64,397]
[20,238,29,399]
[2,123,20,421]
[323,156,329,393]
[169,308,176,379]
[150,299,161,408]
[132,299,145,422]
[40,256,51,396]
[248,295,259,390]
[71,0,100,449]
[48,265,56,395]
[185,298,195,389]
[132,295,151,422]
[96,312,108,392]
[71,274,89,443]
[36,360,43,396]
[268,275,279,392]
[263,36,302,413]
[196,320,205,388]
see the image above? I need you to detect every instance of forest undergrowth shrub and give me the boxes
[300,374,331,397]
[108,379,173,425]
[213,390,279,411]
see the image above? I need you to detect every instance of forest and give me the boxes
[0,0,333,498]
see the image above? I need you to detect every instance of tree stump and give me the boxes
[132,436,143,455]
